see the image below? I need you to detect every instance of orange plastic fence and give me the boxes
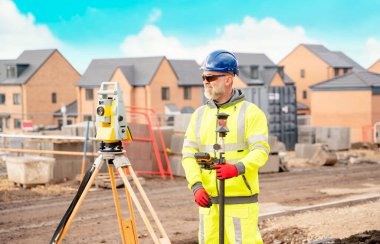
[123,106,173,180]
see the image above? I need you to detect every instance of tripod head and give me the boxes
[95,82,132,152]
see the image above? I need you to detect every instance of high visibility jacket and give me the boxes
[182,89,270,197]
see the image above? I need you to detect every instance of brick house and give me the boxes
[279,44,365,114]
[0,49,80,132]
[234,53,293,88]
[310,71,380,142]
[368,59,380,74]
[76,56,202,122]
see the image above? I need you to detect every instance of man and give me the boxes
[181,50,270,243]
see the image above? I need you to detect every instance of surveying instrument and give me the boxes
[50,82,170,244]
[194,113,229,244]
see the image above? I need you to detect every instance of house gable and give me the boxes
[368,59,380,74]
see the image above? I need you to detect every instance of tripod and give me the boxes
[50,148,171,244]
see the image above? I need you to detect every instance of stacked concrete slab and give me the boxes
[259,136,284,173]
[298,126,316,144]
[168,114,192,177]
[295,143,323,158]
[315,127,351,151]
[62,122,96,137]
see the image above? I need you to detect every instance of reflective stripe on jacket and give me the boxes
[181,89,270,197]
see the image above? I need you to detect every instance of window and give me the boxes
[303,90,307,99]
[5,118,9,128]
[161,87,170,100]
[240,66,259,79]
[184,87,191,100]
[14,119,22,129]
[52,92,57,103]
[300,69,305,78]
[0,94,5,104]
[250,67,259,79]
[343,68,349,74]
[83,115,92,121]
[13,93,21,105]
[85,88,94,101]
[6,66,16,78]
[334,68,340,77]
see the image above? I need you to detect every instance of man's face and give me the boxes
[202,71,230,101]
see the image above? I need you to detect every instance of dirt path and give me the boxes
[0,163,379,243]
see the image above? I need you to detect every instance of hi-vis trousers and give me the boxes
[198,202,263,244]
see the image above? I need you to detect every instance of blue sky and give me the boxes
[1,0,380,73]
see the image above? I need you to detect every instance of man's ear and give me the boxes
[226,75,233,86]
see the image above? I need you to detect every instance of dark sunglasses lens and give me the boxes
[202,75,219,82]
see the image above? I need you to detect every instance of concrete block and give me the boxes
[170,134,185,154]
[5,156,55,184]
[315,127,350,151]
[259,155,279,173]
[295,143,323,159]
[297,115,311,126]
[169,155,186,177]
[61,125,78,136]
[298,126,315,144]
[154,126,174,153]
[309,146,337,166]
[174,114,192,133]
[269,136,287,153]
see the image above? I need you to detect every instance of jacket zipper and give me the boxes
[242,175,253,194]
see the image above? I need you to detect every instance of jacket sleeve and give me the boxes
[181,109,202,191]
[238,105,270,172]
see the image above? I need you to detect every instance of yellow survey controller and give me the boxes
[95,82,132,143]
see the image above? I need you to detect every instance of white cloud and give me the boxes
[361,37,380,67]
[0,0,62,58]
[120,25,189,57]
[120,16,319,63]
[147,8,162,24]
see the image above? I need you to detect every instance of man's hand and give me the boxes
[194,188,211,207]
[213,163,238,180]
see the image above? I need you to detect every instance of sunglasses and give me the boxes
[202,74,226,82]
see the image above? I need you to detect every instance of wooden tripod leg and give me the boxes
[108,165,128,243]
[123,168,139,244]
[57,167,101,243]
[127,166,170,242]
[117,167,161,244]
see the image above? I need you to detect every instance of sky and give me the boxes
[1,0,380,73]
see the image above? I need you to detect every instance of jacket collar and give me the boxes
[206,88,246,109]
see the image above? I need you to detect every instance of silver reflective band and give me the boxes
[182,153,195,159]
[210,194,258,204]
[233,217,242,244]
[183,139,198,149]
[196,106,206,146]
[247,134,268,144]
[251,144,270,155]
[200,212,205,244]
[237,101,249,145]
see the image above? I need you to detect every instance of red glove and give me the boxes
[213,163,238,180]
[194,188,211,207]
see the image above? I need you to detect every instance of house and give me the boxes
[310,71,380,142]
[0,49,80,132]
[279,44,365,114]
[76,56,203,122]
[368,59,380,74]
[234,53,293,87]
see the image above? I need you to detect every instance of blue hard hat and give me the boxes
[201,50,239,76]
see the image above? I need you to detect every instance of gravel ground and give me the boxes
[0,149,379,243]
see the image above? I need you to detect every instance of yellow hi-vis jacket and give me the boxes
[182,89,270,198]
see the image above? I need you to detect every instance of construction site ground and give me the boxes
[0,149,380,243]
